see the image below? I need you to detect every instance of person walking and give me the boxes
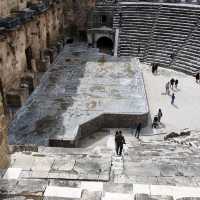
[157,109,163,122]
[196,72,200,83]
[135,123,142,139]
[165,81,170,95]
[175,79,178,89]
[171,93,175,105]
[170,78,175,89]
[115,131,126,156]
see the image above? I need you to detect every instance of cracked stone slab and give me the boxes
[50,158,76,172]
[0,179,47,196]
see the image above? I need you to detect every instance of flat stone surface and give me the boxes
[31,157,54,171]
[81,190,102,200]
[0,179,47,196]
[49,180,81,188]
[133,184,150,195]
[3,168,22,179]
[44,186,82,198]
[51,158,75,172]
[81,182,103,192]
[9,44,148,146]
[103,183,133,193]
[134,194,174,200]
[102,192,133,200]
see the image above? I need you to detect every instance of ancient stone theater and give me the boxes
[1,0,200,199]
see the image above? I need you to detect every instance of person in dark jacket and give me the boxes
[171,93,175,104]
[175,79,178,89]
[157,109,163,122]
[135,123,142,139]
[196,72,200,83]
[170,78,175,89]
[115,131,126,156]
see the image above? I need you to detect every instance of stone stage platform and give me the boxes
[9,44,149,147]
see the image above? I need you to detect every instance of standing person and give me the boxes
[115,131,126,156]
[170,78,175,89]
[165,81,170,95]
[171,93,175,105]
[135,123,142,139]
[157,109,163,122]
[115,131,119,155]
[175,79,178,89]
[152,63,155,74]
[196,72,200,83]
[155,63,159,74]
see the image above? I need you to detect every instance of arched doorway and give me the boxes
[96,37,113,55]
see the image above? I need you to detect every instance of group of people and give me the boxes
[152,108,163,128]
[165,78,178,105]
[165,78,178,94]
[115,123,142,156]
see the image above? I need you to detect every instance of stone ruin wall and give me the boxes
[63,0,96,38]
[0,0,43,17]
[0,1,64,117]
[0,98,10,169]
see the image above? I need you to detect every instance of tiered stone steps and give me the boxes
[172,22,200,75]
[114,2,200,74]
[2,129,200,199]
[116,4,159,57]
[144,5,199,67]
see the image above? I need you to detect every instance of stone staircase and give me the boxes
[2,129,200,199]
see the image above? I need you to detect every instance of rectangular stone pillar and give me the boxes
[114,28,119,57]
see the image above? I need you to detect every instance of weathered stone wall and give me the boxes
[0,0,30,17]
[0,1,64,118]
[0,0,9,17]
[63,0,96,38]
[0,98,10,169]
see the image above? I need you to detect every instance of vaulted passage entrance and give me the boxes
[96,37,113,55]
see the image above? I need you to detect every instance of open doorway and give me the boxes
[96,36,113,55]
[21,76,34,95]
[25,47,33,71]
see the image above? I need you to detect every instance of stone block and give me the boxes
[103,183,133,194]
[81,190,102,200]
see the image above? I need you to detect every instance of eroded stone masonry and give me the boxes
[0,95,9,168]
[0,0,97,168]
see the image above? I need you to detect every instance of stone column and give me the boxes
[0,100,10,169]
[114,28,119,57]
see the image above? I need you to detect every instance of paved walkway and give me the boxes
[142,63,200,134]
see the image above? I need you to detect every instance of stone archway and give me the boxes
[96,36,114,55]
